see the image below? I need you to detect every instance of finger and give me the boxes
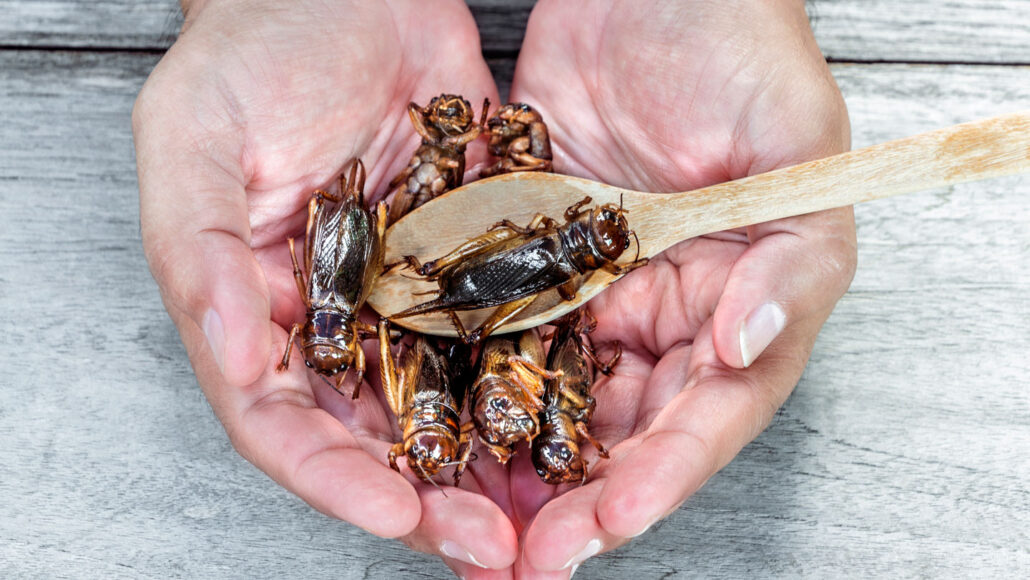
[445,559,513,580]
[594,318,808,539]
[712,207,857,368]
[403,485,519,571]
[519,481,622,574]
[508,445,559,532]
[134,83,269,387]
[465,443,518,526]
[182,319,422,538]
[514,549,575,580]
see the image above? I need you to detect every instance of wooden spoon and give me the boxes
[367,111,1030,336]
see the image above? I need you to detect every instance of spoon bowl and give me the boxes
[367,111,1030,336]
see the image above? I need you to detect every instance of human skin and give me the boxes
[133,0,518,572]
[133,0,855,578]
[495,1,856,577]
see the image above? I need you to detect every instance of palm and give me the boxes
[151,0,519,562]
[487,0,854,571]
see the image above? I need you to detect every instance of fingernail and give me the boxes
[561,538,602,570]
[570,563,580,578]
[739,302,786,368]
[202,309,225,372]
[440,540,486,568]
[629,514,661,538]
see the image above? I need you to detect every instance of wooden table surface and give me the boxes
[1,1,1028,578]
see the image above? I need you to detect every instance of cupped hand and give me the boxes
[500,0,857,576]
[133,0,518,574]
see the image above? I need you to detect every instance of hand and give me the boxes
[501,0,857,575]
[133,0,518,574]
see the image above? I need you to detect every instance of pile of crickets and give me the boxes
[277,95,645,486]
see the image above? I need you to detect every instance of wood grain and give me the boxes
[2,0,1029,64]
[810,0,1030,63]
[1,0,1029,577]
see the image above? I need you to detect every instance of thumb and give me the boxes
[712,207,857,369]
[134,102,270,387]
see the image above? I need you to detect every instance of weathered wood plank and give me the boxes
[811,0,1030,63]
[1,0,1029,64]
[0,0,183,49]
[1,51,1028,578]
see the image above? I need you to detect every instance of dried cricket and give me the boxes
[391,196,649,344]
[276,159,387,398]
[386,94,489,225]
[469,329,560,464]
[480,102,553,178]
[378,320,475,486]
[533,309,620,484]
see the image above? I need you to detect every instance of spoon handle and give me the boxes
[637,111,1030,256]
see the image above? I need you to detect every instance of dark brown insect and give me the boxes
[480,102,553,178]
[276,159,387,398]
[470,329,560,464]
[533,309,620,485]
[378,320,475,486]
[391,196,649,344]
[386,94,489,225]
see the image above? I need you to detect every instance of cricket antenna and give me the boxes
[416,462,448,497]
[320,375,344,396]
[631,229,642,262]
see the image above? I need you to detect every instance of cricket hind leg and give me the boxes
[387,183,416,226]
[488,212,557,235]
[377,319,406,418]
[287,238,307,300]
[465,295,538,345]
[346,159,367,204]
[276,323,303,372]
[415,226,524,278]
[448,312,471,344]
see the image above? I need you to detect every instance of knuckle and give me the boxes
[817,233,859,292]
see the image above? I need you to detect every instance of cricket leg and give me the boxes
[349,324,366,400]
[453,422,476,487]
[448,312,471,344]
[378,319,405,417]
[564,196,593,222]
[388,442,405,473]
[480,437,514,465]
[556,278,583,302]
[602,257,650,276]
[346,159,366,204]
[466,295,538,345]
[287,238,307,300]
[582,339,622,376]
[575,421,609,459]
[417,227,522,277]
[276,323,302,372]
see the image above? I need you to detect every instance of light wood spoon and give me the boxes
[367,111,1029,336]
